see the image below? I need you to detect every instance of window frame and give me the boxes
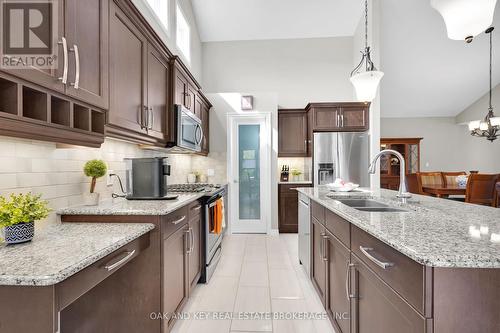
[175,3,191,63]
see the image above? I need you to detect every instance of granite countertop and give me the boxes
[58,193,204,216]
[296,187,500,268]
[0,223,154,286]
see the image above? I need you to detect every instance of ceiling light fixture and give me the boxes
[431,0,498,43]
[468,27,499,142]
[350,0,384,102]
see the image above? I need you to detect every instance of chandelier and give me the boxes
[350,0,384,102]
[469,27,500,142]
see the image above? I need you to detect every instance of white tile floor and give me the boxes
[171,234,335,333]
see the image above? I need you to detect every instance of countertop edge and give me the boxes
[295,187,500,269]
[0,223,155,286]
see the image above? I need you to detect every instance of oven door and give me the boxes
[205,194,225,262]
[176,105,202,152]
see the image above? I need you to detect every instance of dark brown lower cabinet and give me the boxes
[311,217,327,305]
[325,231,351,333]
[350,254,427,333]
[162,224,189,331]
[279,183,312,233]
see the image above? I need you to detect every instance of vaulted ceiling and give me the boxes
[191,0,364,42]
[192,0,500,118]
[380,0,500,117]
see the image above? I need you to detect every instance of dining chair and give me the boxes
[442,171,467,186]
[416,172,443,195]
[465,174,500,207]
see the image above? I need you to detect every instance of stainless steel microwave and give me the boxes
[171,104,203,152]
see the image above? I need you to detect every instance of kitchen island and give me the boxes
[0,222,154,332]
[297,186,500,333]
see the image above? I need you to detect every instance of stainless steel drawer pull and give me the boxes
[192,205,202,211]
[359,246,394,269]
[171,215,186,225]
[58,37,68,84]
[322,235,329,262]
[104,250,136,272]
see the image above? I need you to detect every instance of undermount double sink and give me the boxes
[335,199,409,213]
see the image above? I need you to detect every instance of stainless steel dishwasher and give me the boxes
[298,192,310,275]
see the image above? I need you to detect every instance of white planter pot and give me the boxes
[84,193,100,206]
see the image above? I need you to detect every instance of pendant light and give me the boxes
[468,27,500,142]
[431,0,498,43]
[350,0,384,102]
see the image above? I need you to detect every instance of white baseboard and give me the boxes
[268,229,279,236]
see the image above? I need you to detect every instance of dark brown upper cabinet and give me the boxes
[4,0,109,109]
[107,1,169,146]
[278,109,309,157]
[171,57,200,113]
[65,0,109,109]
[198,95,212,156]
[307,102,370,132]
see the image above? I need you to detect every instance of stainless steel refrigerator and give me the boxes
[313,132,370,187]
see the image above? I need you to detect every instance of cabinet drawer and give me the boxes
[57,233,150,310]
[311,200,325,223]
[161,205,189,239]
[188,200,203,219]
[325,209,350,248]
[351,225,426,315]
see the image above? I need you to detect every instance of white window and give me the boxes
[176,4,190,62]
[146,0,169,31]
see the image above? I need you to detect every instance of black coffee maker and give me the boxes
[123,157,175,200]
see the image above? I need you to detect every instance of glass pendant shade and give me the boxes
[350,70,384,102]
[431,0,498,42]
[479,121,489,131]
[490,117,500,126]
[468,120,481,131]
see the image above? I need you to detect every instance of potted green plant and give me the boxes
[290,168,303,181]
[83,159,107,206]
[0,193,51,244]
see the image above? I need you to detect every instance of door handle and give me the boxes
[197,124,204,145]
[148,107,154,130]
[322,235,329,262]
[345,263,356,300]
[140,106,148,129]
[58,37,68,84]
[319,232,326,259]
[341,114,345,127]
[185,228,191,254]
[190,227,195,253]
[336,113,340,127]
[69,44,80,89]
[359,246,394,269]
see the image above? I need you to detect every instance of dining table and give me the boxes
[421,184,466,198]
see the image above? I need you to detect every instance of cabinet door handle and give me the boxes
[341,114,345,127]
[345,262,351,300]
[104,250,136,272]
[58,37,68,84]
[69,44,80,89]
[322,235,329,262]
[359,246,394,269]
[192,205,202,211]
[336,113,340,127]
[148,107,154,130]
[319,232,326,259]
[190,227,195,253]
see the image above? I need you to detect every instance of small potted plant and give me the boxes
[0,193,51,244]
[291,168,303,181]
[83,159,107,206]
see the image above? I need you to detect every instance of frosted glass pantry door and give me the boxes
[228,114,270,234]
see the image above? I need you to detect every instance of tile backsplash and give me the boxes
[0,136,209,230]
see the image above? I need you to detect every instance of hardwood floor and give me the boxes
[171,234,335,333]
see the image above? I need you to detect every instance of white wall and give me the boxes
[132,0,203,81]
[205,92,280,231]
[381,115,500,174]
[202,37,354,108]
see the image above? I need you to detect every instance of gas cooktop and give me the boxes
[167,183,222,193]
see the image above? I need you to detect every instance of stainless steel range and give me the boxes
[168,183,227,283]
